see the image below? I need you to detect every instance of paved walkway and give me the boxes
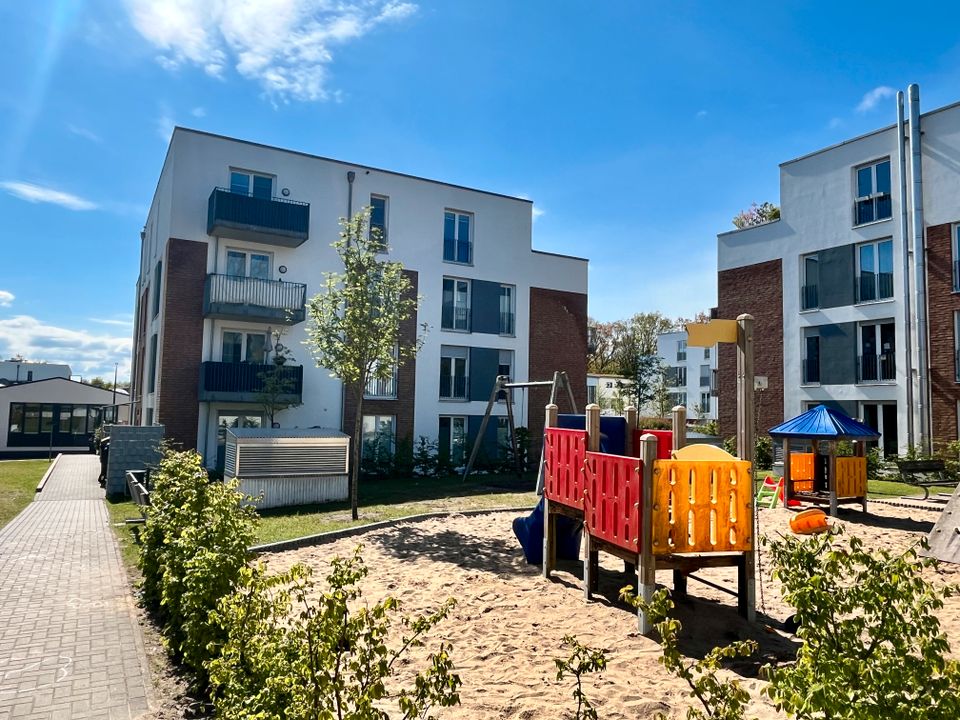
[0,455,152,719]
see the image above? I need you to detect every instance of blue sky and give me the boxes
[1,1,959,381]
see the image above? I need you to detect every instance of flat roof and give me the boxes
[227,427,348,439]
[174,127,534,204]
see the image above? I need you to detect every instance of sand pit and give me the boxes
[262,501,960,719]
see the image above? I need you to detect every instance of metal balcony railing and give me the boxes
[801,284,819,310]
[443,237,472,264]
[204,274,306,323]
[199,362,303,402]
[856,353,896,383]
[439,375,468,400]
[802,359,820,384]
[364,375,397,399]
[855,272,894,303]
[500,311,515,336]
[441,305,470,331]
[207,187,310,246]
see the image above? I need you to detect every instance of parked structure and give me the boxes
[717,84,960,455]
[656,330,718,421]
[131,128,589,469]
[0,360,70,386]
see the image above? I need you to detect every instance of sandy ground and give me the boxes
[262,500,960,719]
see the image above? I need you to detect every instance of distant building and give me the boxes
[656,330,718,421]
[0,360,71,387]
[587,373,633,414]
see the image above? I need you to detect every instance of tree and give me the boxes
[304,209,423,520]
[586,319,620,374]
[88,377,111,389]
[617,354,666,414]
[731,202,780,229]
[256,328,303,427]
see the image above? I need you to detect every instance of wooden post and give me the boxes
[638,432,657,634]
[671,405,687,454]
[586,403,601,452]
[542,403,559,579]
[856,440,868,512]
[735,314,756,623]
[828,442,838,517]
[624,406,638,456]
[783,438,792,502]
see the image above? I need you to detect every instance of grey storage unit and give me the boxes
[225,428,350,509]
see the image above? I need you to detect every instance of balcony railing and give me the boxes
[855,272,894,303]
[364,375,397,399]
[801,284,819,311]
[204,274,306,324]
[207,187,310,247]
[199,362,303,403]
[856,353,896,383]
[439,375,468,400]
[499,311,515,336]
[802,359,820,384]
[441,305,470,331]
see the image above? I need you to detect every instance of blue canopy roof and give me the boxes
[768,404,881,440]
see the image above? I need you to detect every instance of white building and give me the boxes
[0,360,71,386]
[586,373,634,414]
[716,85,960,456]
[132,128,589,469]
[656,331,718,421]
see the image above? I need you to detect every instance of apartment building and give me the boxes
[131,128,588,469]
[656,331,718,421]
[716,85,960,456]
[0,360,70,386]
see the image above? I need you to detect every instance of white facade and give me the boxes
[0,361,70,386]
[656,331,718,421]
[587,373,634,414]
[717,91,960,455]
[135,128,588,467]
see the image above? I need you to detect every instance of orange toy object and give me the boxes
[789,509,830,535]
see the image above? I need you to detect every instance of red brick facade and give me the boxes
[157,238,207,449]
[717,259,784,440]
[342,270,419,445]
[926,222,960,444]
[527,287,589,457]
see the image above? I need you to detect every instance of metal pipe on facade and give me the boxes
[908,83,931,454]
[347,170,356,218]
[897,91,915,450]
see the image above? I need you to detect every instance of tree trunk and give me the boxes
[350,385,363,520]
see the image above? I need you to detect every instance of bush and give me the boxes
[554,636,607,720]
[693,419,718,436]
[413,436,439,478]
[721,435,772,468]
[209,548,461,719]
[138,449,259,685]
[639,416,671,430]
[763,530,960,719]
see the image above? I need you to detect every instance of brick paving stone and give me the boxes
[0,455,153,719]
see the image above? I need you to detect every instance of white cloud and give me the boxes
[0,291,13,307]
[856,86,896,113]
[89,317,134,327]
[828,117,844,129]
[156,106,175,142]
[191,106,207,117]
[532,206,545,222]
[696,109,708,119]
[0,315,132,380]
[124,0,418,102]
[66,124,103,143]
[0,181,97,211]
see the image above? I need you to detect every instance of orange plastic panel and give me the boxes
[544,428,588,510]
[790,453,815,492]
[583,451,642,555]
[835,456,867,498]
[650,459,753,556]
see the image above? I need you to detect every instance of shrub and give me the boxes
[754,435,772,470]
[639,416,672,430]
[413,436,439,478]
[763,529,960,719]
[138,449,258,685]
[209,548,461,719]
[554,636,607,720]
[694,419,719,436]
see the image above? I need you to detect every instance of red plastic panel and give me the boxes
[584,451,643,555]
[631,429,673,459]
[544,428,588,510]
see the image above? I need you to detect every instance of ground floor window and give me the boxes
[439,416,467,466]
[860,402,898,457]
[216,412,264,470]
[362,415,396,459]
[7,402,102,447]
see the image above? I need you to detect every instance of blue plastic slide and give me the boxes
[512,497,583,565]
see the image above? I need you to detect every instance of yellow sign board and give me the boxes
[685,320,738,347]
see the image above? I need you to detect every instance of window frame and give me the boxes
[856,320,896,384]
[221,329,269,364]
[439,415,468,465]
[676,339,687,362]
[229,169,275,199]
[362,414,396,458]
[369,194,389,251]
[439,345,469,401]
[499,284,516,336]
[853,158,892,226]
[441,277,471,332]
[699,392,711,413]
[364,345,399,399]
[225,248,272,279]
[803,330,820,386]
[854,238,894,304]
[954,310,960,383]
[800,252,819,311]
[152,261,163,318]
[953,224,960,292]
[442,209,473,265]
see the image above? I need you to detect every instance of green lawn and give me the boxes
[105,497,146,571]
[0,459,49,529]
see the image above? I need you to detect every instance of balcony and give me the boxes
[207,187,310,247]
[801,284,819,311]
[802,359,820,385]
[204,274,306,324]
[856,353,896,384]
[439,375,468,400]
[441,305,471,332]
[199,362,303,403]
[855,272,894,303]
[364,375,397,399]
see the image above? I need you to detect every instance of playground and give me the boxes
[262,498,959,719]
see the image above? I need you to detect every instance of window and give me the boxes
[226,249,271,279]
[148,334,158,393]
[669,391,687,408]
[152,261,163,317]
[854,159,892,225]
[441,278,471,331]
[72,406,87,435]
[439,416,467,465]
[953,225,960,292]
[496,417,510,453]
[801,253,819,310]
[587,385,597,404]
[496,350,514,401]
[443,211,472,264]
[955,311,960,383]
[699,364,710,387]
[370,195,388,248]
[703,347,711,359]
[803,331,820,384]
[669,366,687,387]
[230,171,273,199]
[856,239,893,302]
[222,331,267,364]
[439,346,469,400]
[217,413,263,457]
[9,404,23,433]
[26,371,33,382]
[700,392,711,413]
[499,285,516,335]
[365,346,398,399]
[676,339,687,361]
[362,415,396,459]
[857,321,896,383]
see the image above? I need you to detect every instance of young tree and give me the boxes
[256,327,303,428]
[731,201,780,229]
[304,209,423,520]
[587,319,620,374]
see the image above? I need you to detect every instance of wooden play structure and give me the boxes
[769,405,879,517]
[542,315,758,632]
